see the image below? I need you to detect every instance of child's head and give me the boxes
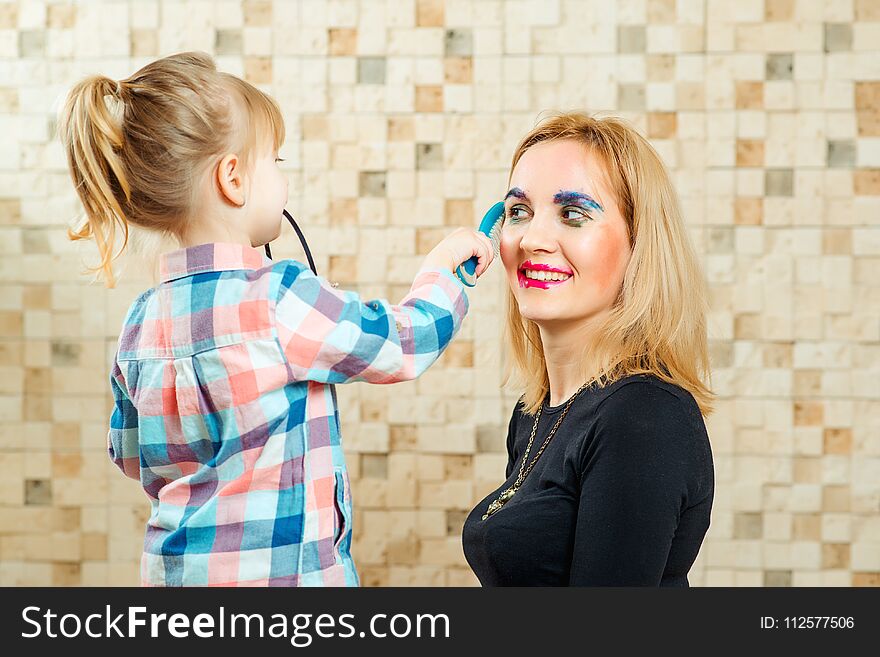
[58,51,287,288]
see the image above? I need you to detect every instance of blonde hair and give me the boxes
[57,51,285,288]
[503,112,714,416]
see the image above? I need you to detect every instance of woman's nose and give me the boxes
[518,212,558,254]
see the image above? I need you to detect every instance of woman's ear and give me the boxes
[215,153,246,207]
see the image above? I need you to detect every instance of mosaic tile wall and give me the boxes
[0,0,877,587]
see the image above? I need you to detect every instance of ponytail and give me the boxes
[58,75,131,288]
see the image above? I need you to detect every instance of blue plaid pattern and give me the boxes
[108,242,468,586]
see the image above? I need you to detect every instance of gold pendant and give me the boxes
[482,486,517,520]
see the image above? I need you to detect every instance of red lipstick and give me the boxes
[520,261,573,274]
[517,260,574,290]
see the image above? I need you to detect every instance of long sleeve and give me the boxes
[568,382,707,586]
[108,359,141,480]
[273,260,469,385]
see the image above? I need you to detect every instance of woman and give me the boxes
[462,112,715,586]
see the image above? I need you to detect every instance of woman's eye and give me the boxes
[275,158,285,163]
[562,207,591,223]
[506,205,530,223]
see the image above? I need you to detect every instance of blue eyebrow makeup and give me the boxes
[503,188,603,225]
[503,188,603,212]
[553,190,604,213]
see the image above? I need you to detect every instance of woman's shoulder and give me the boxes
[587,374,714,500]
[587,374,709,453]
[596,373,701,417]
[505,374,700,423]
[504,373,706,441]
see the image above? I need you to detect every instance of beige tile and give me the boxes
[243,57,272,84]
[242,0,272,27]
[854,169,880,194]
[130,29,156,57]
[415,85,443,112]
[416,0,444,27]
[444,57,472,84]
[852,572,880,586]
[855,0,880,21]
[765,0,795,21]
[824,428,853,454]
[329,28,357,56]
[47,4,77,29]
[735,81,764,109]
[734,198,763,225]
[736,139,764,167]
[792,513,821,541]
[0,3,17,29]
[823,485,851,512]
[647,111,677,139]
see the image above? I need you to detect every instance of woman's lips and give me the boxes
[518,260,573,289]
[517,272,571,289]
[521,260,572,274]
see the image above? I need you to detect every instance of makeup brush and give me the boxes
[455,201,505,287]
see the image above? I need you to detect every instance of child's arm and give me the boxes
[108,359,141,479]
[273,227,494,385]
[274,263,465,384]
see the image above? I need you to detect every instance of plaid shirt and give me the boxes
[109,242,468,586]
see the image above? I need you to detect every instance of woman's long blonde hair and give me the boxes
[57,51,285,288]
[503,112,714,416]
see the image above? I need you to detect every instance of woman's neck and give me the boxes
[539,312,609,407]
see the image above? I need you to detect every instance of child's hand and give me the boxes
[421,228,496,279]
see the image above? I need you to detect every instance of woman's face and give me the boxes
[500,139,632,329]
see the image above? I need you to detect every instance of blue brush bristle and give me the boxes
[486,221,503,256]
[455,201,505,287]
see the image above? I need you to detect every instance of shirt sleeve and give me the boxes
[568,382,706,586]
[272,260,469,385]
[108,359,141,480]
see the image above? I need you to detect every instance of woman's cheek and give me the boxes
[499,233,519,273]
[578,224,629,292]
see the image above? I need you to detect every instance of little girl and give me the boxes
[58,51,494,587]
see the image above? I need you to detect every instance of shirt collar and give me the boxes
[159,242,274,283]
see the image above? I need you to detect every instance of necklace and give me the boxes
[482,380,593,521]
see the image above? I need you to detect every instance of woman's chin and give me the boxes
[516,305,564,325]
[515,298,595,327]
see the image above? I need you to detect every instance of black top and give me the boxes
[462,374,714,586]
